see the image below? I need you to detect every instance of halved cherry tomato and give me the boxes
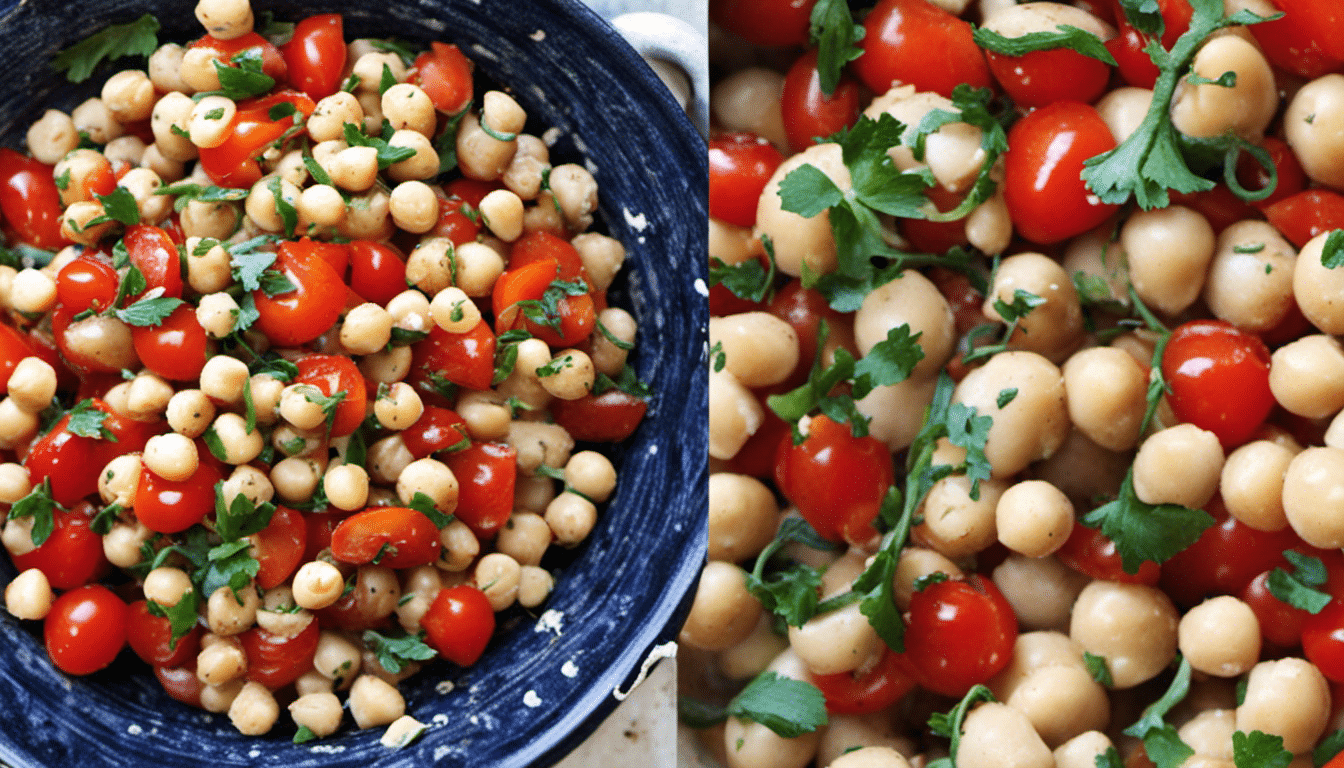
[11,501,110,590]
[330,507,441,569]
[252,238,346,347]
[551,389,648,443]
[131,305,208,382]
[422,584,495,666]
[1057,522,1161,585]
[413,43,474,114]
[1264,189,1344,248]
[126,599,202,668]
[410,322,498,393]
[125,224,185,300]
[401,406,470,459]
[1168,183,1257,234]
[492,260,595,347]
[508,231,586,280]
[1242,568,1312,649]
[0,323,35,396]
[432,196,481,245]
[768,279,849,388]
[197,90,315,189]
[709,132,784,229]
[61,152,115,205]
[781,50,861,154]
[348,240,408,305]
[56,253,119,315]
[190,32,287,79]
[0,148,68,249]
[280,14,346,100]
[774,414,893,546]
[903,575,1017,698]
[44,584,128,675]
[155,665,204,708]
[238,618,320,689]
[1002,101,1119,244]
[443,442,516,540]
[1161,319,1274,449]
[252,504,307,590]
[295,353,367,438]
[853,0,992,99]
[135,460,224,534]
[1273,0,1344,60]
[810,649,917,715]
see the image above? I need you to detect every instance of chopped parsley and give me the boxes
[51,14,159,83]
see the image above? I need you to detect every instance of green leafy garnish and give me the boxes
[1234,731,1293,768]
[115,295,185,327]
[1267,550,1332,614]
[744,517,838,628]
[1313,729,1344,767]
[1320,229,1344,268]
[726,671,828,739]
[1081,468,1214,575]
[708,237,778,305]
[1083,651,1114,687]
[267,176,297,238]
[66,399,116,440]
[213,482,277,542]
[343,122,416,169]
[293,725,318,744]
[7,478,62,547]
[51,14,159,83]
[156,182,248,213]
[808,0,865,97]
[514,278,590,336]
[925,685,997,768]
[1124,656,1194,768]
[963,287,1046,364]
[363,629,437,674]
[972,24,1116,64]
[92,186,141,226]
[407,491,453,529]
[146,589,200,650]
[211,49,276,101]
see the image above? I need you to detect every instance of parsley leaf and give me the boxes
[293,725,318,744]
[1124,656,1194,768]
[212,49,276,101]
[515,278,590,335]
[199,538,261,601]
[228,238,281,291]
[1083,651,1114,687]
[146,590,200,650]
[213,483,277,542]
[925,685,998,768]
[304,388,346,431]
[1267,550,1331,614]
[156,182,248,213]
[363,629,437,674]
[745,517,836,627]
[51,14,159,83]
[1081,469,1215,575]
[1233,730,1293,768]
[93,186,141,226]
[1320,229,1344,269]
[726,671,828,739]
[407,491,454,529]
[708,236,778,305]
[7,478,61,547]
[808,0,865,96]
[115,295,185,327]
[1314,729,1344,767]
[66,399,117,440]
[972,24,1117,65]
[343,122,416,169]
[267,176,297,238]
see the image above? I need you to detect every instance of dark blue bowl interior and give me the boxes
[0,1,707,766]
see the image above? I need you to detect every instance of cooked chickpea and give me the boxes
[245,176,300,233]
[563,450,616,504]
[1179,596,1260,677]
[314,630,362,686]
[916,469,1005,560]
[374,382,423,430]
[1061,346,1146,451]
[188,95,236,148]
[126,372,174,417]
[953,351,1069,478]
[544,491,596,546]
[428,286,480,334]
[221,464,274,508]
[985,252,1084,361]
[496,513,551,567]
[1005,664,1109,749]
[1286,74,1344,189]
[957,702,1054,768]
[1204,221,1297,332]
[711,67,787,149]
[195,0,253,40]
[351,51,405,92]
[992,554,1088,632]
[150,91,198,162]
[437,519,480,572]
[26,109,78,165]
[1053,732,1115,768]
[207,584,260,636]
[548,164,598,232]
[388,180,438,234]
[502,134,550,200]
[1122,205,1216,315]
[144,566,194,607]
[1237,658,1330,754]
[349,674,406,729]
[789,601,882,677]
[995,479,1073,558]
[339,302,394,355]
[404,237,454,295]
[7,356,57,414]
[452,241,507,296]
[507,420,574,475]
[474,552,521,611]
[384,129,439,182]
[382,83,435,137]
[360,345,413,384]
[1171,35,1276,140]
[11,268,56,315]
[327,145,380,192]
[71,97,123,145]
[855,269,954,380]
[142,432,200,482]
[537,349,594,401]
[709,312,800,389]
[479,188,525,242]
[271,456,323,503]
[0,463,30,504]
[197,637,248,685]
[5,568,53,620]
[681,561,763,652]
[308,92,363,142]
[228,680,279,736]
[396,457,458,515]
[102,521,152,568]
[289,691,343,738]
[1132,424,1223,509]
[1221,440,1293,531]
[516,566,553,608]
[1270,334,1344,418]
[1070,581,1178,688]
[1283,446,1344,548]
[709,367,763,460]
[368,434,415,484]
[457,111,516,181]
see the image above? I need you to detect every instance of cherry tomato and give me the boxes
[1159,499,1303,607]
[155,665,204,708]
[330,507,441,569]
[61,152,115,205]
[1273,0,1344,60]
[280,14,346,100]
[190,31,287,80]
[709,132,784,228]
[1241,569,1312,649]
[768,279,849,387]
[1002,101,1119,244]
[781,50,861,154]
[508,231,586,280]
[43,584,128,675]
[550,389,649,443]
[432,196,481,245]
[401,406,470,459]
[238,618,320,689]
[25,411,102,507]
[1168,184,1257,235]
[492,260,595,347]
[409,321,498,393]
[422,584,495,666]
[197,90,314,189]
[303,508,349,562]
[295,353,367,438]
[710,0,815,47]
[1264,189,1344,248]
[1303,598,1344,683]
[775,414,893,546]
[56,253,119,315]
[443,442,516,540]
[1161,319,1274,449]
[984,34,1111,109]
[898,184,970,255]
[1248,0,1344,79]
[126,599,202,668]
[1106,0,1193,88]
[413,42,474,114]
[252,504,307,590]
[852,0,992,99]
[11,501,110,590]
[125,224,185,299]
[131,305,208,381]
[725,404,790,479]
[1237,136,1307,210]
[348,240,408,305]
[135,460,224,534]
[810,649,917,715]
[1056,522,1161,585]
[0,323,34,396]
[444,178,499,209]
[0,148,68,249]
[903,575,1017,698]
[252,237,346,347]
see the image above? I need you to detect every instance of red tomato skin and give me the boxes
[781,50,862,154]
[1161,320,1274,449]
[710,0,815,47]
[126,600,202,668]
[252,239,346,347]
[44,584,128,676]
[508,231,586,280]
[135,460,224,534]
[348,241,408,305]
[295,354,367,437]
[155,665,204,708]
[24,413,100,507]
[853,0,992,99]
[492,259,597,347]
[303,508,349,562]
[1159,499,1303,607]
[413,43,474,114]
[899,184,970,255]
[810,649,917,715]
[1056,522,1162,585]
[768,280,848,388]
[197,91,314,189]
[443,442,516,540]
[0,148,68,249]
[1273,0,1344,60]
[1105,0,1193,88]
[401,406,470,459]
[1242,569,1311,649]
[11,502,110,590]
[330,507,442,569]
[190,32,287,80]
[1168,184,1256,235]
[432,196,481,245]
[1264,189,1344,248]
[709,132,784,228]
[903,575,1017,698]
[280,14,346,100]
[124,224,184,299]
[56,254,120,315]
[550,390,648,443]
[252,505,307,590]
[1303,599,1344,682]
[774,414,893,546]
[131,305,208,381]
[238,619,320,689]
[410,322,498,393]
[1249,0,1344,79]
[985,47,1111,109]
[0,324,34,396]
[1002,101,1119,244]
[422,585,495,666]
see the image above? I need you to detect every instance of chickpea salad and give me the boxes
[0,0,651,748]
[694,1,1344,768]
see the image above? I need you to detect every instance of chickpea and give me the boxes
[348,674,406,730]
[711,67,787,150]
[916,469,1006,559]
[953,351,1070,478]
[197,638,248,685]
[724,651,820,768]
[228,681,278,736]
[382,83,435,137]
[1121,205,1216,316]
[475,552,521,611]
[1283,446,1344,548]
[1203,220,1297,332]
[289,692,343,739]
[1132,424,1223,509]
[479,188,525,242]
[451,241,507,297]
[1237,658,1330,754]
[457,111,516,182]
[789,601,882,677]
[1179,596,1260,677]
[1171,35,1277,140]
[564,450,616,504]
[142,432,200,483]
[1070,581,1178,688]
[388,180,438,234]
[1005,663,1109,749]
[1053,732,1115,768]
[144,567,194,607]
[496,513,551,567]
[984,252,1084,361]
[7,356,57,414]
[384,129,439,182]
[857,376,938,453]
[150,91,198,162]
[351,51,405,93]
[245,176,300,233]
[71,97,123,145]
[502,134,550,200]
[1221,440,1294,532]
[207,584,260,636]
[544,491,597,546]
[709,312,800,389]
[26,110,78,165]
[308,92,363,143]
[5,568,53,620]
[756,143,847,277]
[195,0,253,40]
[428,286,480,335]
[1269,334,1344,418]
[992,554,1088,633]
[957,702,1054,768]
[188,95,236,148]
[681,561,762,652]
[548,164,598,232]
[1061,346,1146,451]
[396,457,458,515]
[537,349,595,401]
[995,480,1074,558]
[438,519,481,572]
[1285,73,1344,189]
[854,269,954,381]
[314,631,362,686]
[571,233,626,293]
[0,464,30,504]
[103,521,153,568]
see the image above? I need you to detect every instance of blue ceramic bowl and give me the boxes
[0,1,707,766]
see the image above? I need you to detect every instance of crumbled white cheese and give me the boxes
[535,609,564,635]
[530,30,546,42]
[523,690,542,708]
[694,278,709,297]
[561,660,580,678]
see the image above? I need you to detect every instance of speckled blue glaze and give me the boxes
[0,1,707,766]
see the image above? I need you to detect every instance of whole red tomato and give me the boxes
[774,414,893,546]
[0,148,68,249]
[252,238,346,347]
[413,43,474,114]
[1248,0,1343,79]
[125,599,202,668]
[1161,320,1274,449]
[1003,101,1119,244]
[330,507,441,569]
[710,0,815,47]
[280,14,346,100]
[1057,522,1161,585]
[131,305,208,382]
[903,575,1017,697]
[443,442,517,540]
[1264,189,1344,248]
[44,584,128,675]
[852,0,991,99]
[781,50,861,154]
[709,132,784,228]
[984,37,1111,109]
[422,585,495,666]
[11,502,110,590]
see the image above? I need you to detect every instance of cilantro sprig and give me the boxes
[679,671,828,738]
[924,685,997,768]
[51,14,159,83]
[1267,550,1332,615]
[744,517,842,628]
[1124,656,1195,768]
[972,24,1116,64]
[808,0,865,96]
[363,629,437,674]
